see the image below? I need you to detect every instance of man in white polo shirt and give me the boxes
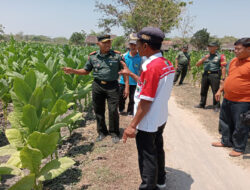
[120,27,175,190]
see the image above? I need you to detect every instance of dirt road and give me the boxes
[164,97,250,190]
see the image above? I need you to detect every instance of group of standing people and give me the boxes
[63,30,250,189]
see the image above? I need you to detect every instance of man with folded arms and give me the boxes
[212,38,250,157]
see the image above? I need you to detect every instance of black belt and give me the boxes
[204,70,220,74]
[94,78,118,85]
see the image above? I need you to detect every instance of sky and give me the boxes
[0,0,249,39]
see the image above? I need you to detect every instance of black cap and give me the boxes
[137,27,165,44]
[208,41,219,47]
[97,35,111,42]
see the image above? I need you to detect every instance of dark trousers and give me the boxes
[136,123,166,190]
[220,98,250,152]
[92,80,120,136]
[119,84,136,115]
[173,65,188,85]
[199,73,220,108]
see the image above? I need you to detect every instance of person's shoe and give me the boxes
[111,135,120,144]
[96,133,106,142]
[194,104,205,109]
[214,107,220,112]
[156,183,166,189]
[229,150,243,157]
[211,142,225,147]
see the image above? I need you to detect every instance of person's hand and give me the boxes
[215,90,222,102]
[62,67,74,74]
[122,126,137,143]
[119,61,131,76]
[204,54,210,59]
[123,87,129,98]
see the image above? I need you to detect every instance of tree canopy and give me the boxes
[190,28,210,50]
[95,0,190,34]
[69,31,86,45]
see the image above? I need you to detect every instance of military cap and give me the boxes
[208,41,219,47]
[137,27,165,44]
[97,35,111,42]
[129,33,137,44]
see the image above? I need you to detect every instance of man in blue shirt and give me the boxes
[119,33,142,115]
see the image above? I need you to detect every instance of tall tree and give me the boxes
[69,30,86,45]
[95,0,190,34]
[190,28,210,50]
[177,9,194,44]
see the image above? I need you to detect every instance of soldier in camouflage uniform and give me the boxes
[63,35,129,143]
[173,45,191,85]
[195,41,227,112]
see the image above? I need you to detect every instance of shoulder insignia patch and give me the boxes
[89,51,97,56]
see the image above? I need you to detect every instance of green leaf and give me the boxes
[51,99,67,116]
[50,72,65,97]
[7,151,22,168]
[22,104,38,133]
[27,132,59,158]
[29,87,44,118]
[75,83,92,99]
[6,71,24,79]
[0,145,17,156]
[60,112,83,124]
[37,111,57,132]
[38,157,75,181]
[0,79,9,98]
[45,123,67,134]
[24,70,36,91]
[13,77,32,104]
[43,85,56,110]
[5,129,24,148]
[8,110,23,129]
[9,174,35,190]
[0,164,22,176]
[20,146,43,174]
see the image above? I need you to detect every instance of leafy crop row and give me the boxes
[0,39,96,189]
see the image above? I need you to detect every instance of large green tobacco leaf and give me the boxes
[7,151,22,168]
[50,72,65,97]
[45,123,67,134]
[0,79,9,98]
[9,174,35,190]
[5,129,24,148]
[22,104,38,133]
[29,87,44,118]
[0,145,17,156]
[75,84,92,99]
[43,85,57,111]
[27,132,59,158]
[0,164,22,176]
[37,111,57,132]
[24,69,37,91]
[8,110,22,129]
[13,77,32,104]
[38,157,75,181]
[60,112,83,124]
[20,146,43,174]
[51,99,67,116]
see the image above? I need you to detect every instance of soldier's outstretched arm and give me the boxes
[62,67,90,75]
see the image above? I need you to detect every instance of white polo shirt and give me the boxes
[134,52,175,132]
